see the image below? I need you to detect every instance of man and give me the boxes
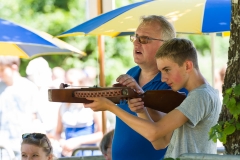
[84,38,221,159]
[0,56,39,158]
[111,15,177,160]
[87,15,187,160]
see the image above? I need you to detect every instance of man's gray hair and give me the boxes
[139,15,176,40]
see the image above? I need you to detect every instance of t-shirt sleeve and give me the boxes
[176,90,210,127]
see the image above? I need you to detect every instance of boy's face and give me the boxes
[0,64,14,86]
[157,58,187,91]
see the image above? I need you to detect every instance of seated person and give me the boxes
[21,133,55,160]
[100,130,114,160]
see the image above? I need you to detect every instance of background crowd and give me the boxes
[0,55,115,159]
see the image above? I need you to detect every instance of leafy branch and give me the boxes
[209,84,240,144]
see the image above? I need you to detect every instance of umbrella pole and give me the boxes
[97,0,107,134]
[98,36,107,134]
[210,33,215,87]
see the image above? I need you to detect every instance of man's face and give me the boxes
[132,22,164,67]
[157,58,187,91]
[0,64,14,86]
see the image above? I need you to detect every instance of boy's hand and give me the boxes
[84,97,115,111]
[116,74,144,94]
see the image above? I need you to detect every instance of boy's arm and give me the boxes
[145,108,166,122]
[84,97,188,149]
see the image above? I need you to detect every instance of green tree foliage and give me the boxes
[0,0,136,86]
[209,84,240,144]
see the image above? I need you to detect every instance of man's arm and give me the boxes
[128,98,166,122]
[84,97,188,149]
[116,74,166,121]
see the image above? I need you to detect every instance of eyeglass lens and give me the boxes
[130,35,148,44]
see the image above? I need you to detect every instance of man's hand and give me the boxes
[128,98,145,113]
[116,74,144,94]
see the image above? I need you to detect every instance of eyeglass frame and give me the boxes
[22,133,52,154]
[130,35,165,44]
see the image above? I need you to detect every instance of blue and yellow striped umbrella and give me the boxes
[58,0,231,38]
[0,18,85,58]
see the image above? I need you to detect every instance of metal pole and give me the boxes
[210,33,215,87]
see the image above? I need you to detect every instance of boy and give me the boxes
[84,38,221,158]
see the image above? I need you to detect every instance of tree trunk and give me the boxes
[218,0,240,155]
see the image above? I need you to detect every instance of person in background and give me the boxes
[26,57,60,134]
[51,68,103,157]
[0,56,39,158]
[0,78,7,94]
[99,130,114,160]
[83,15,187,160]
[51,66,66,89]
[21,133,55,160]
[84,38,221,159]
[83,66,98,86]
[214,64,227,100]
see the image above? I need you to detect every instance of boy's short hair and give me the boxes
[0,56,20,67]
[155,38,199,70]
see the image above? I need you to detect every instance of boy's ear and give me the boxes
[185,60,193,71]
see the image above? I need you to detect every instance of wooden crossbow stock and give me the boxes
[48,83,186,113]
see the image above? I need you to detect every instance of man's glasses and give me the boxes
[130,35,165,44]
[22,133,51,153]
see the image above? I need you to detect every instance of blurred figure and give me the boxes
[26,57,61,134]
[51,66,66,89]
[52,68,103,157]
[0,78,7,94]
[26,57,52,89]
[0,56,39,158]
[21,133,55,160]
[214,64,227,99]
[64,68,87,86]
[83,66,98,86]
[100,130,114,160]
